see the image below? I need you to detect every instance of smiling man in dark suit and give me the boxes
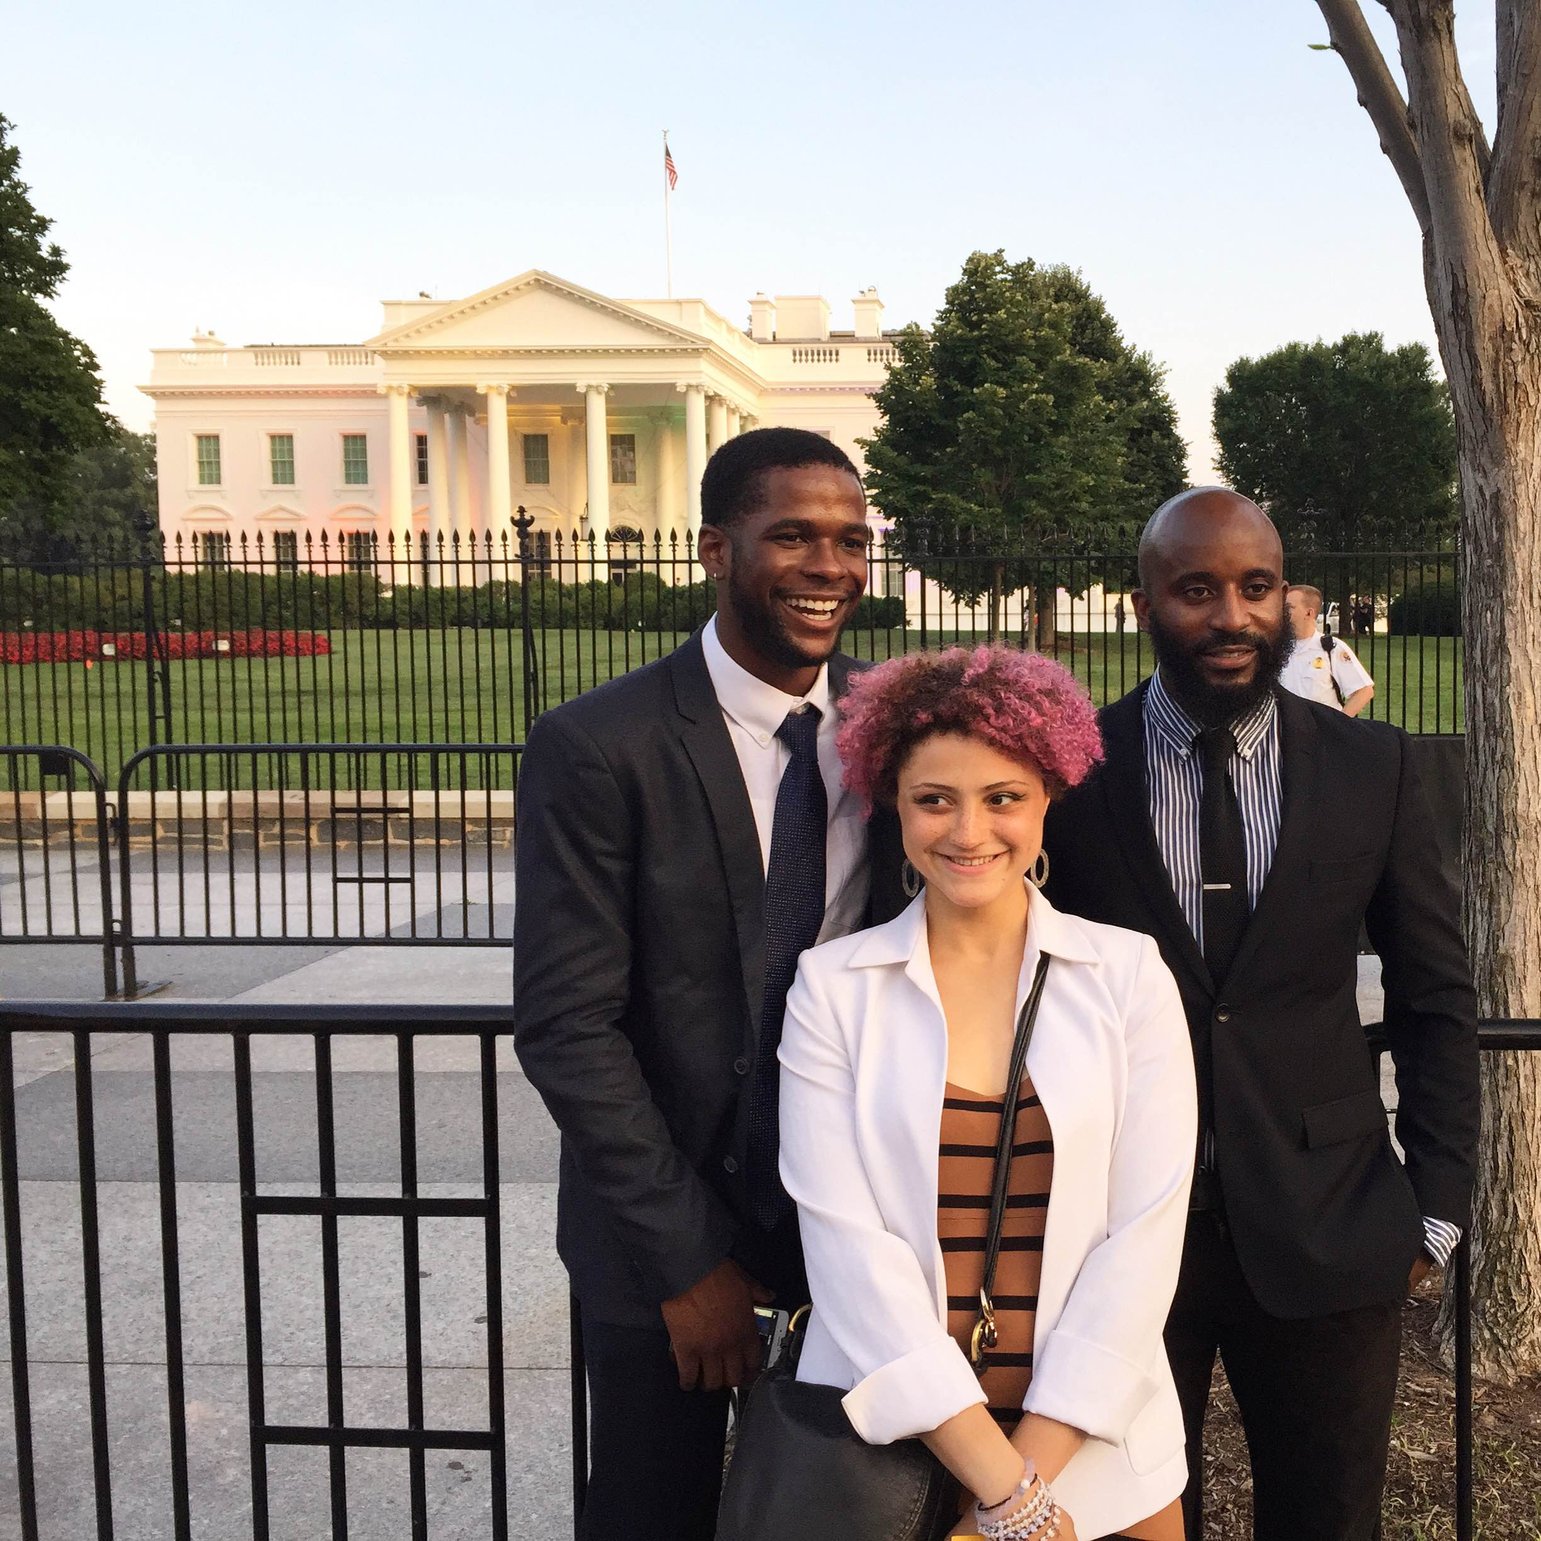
[1043,488,1479,1541]
[513,428,905,1541]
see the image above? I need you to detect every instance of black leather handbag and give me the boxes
[715,957,1052,1541]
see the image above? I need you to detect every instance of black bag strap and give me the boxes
[1319,629,1347,706]
[969,953,1052,1374]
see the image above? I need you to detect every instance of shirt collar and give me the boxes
[1144,666,1278,761]
[847,883,1101,971]
[701,614,831,749]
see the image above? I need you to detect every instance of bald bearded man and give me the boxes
[1043,489,1478,1540]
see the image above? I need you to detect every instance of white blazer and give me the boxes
[778,888,1197,1541]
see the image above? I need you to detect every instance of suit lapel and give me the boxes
[670,633,769,1037]
[1228,690,1317,983]
[1100,687,1213,996]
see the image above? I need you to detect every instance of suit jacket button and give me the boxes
[1215,1006,1232,1024]
[722,1155,739,1174]
[733,1056,749,1075]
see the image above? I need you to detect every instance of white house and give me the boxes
[142,270,898,572]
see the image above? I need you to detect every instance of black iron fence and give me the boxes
[1,531,1463,789]
[0,1001,1531,1541]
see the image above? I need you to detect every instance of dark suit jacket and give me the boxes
[1043,683,1479,1320]
[513,630,906,1325]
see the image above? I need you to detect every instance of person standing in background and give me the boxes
[1280,584,1375,717]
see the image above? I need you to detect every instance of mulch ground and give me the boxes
[1200,1276,1541,1539]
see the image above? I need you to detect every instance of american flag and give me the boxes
[664,139,678,190]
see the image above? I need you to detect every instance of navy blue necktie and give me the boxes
[746,704,827,1229]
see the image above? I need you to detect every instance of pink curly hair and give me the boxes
[836,645,1103,813]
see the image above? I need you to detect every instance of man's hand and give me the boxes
[1409,1255,1433,1292]
[659,1259,773,1392]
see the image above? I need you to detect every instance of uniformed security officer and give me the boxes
[1281,584,1374,717]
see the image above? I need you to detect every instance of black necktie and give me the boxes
[1196,725,1248,984]
[746,705,827,1229]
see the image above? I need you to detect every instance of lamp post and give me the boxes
[512,506,540,730]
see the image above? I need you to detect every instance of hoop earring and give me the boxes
[1028,849,1050,890]
[901,859,923,899]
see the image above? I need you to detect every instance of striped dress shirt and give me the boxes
[1141,669,1459,1269]
[1143,668,1280,950]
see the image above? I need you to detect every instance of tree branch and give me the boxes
[1316,0,1432,232]
[1386,0,1502,278]
[1489,0,1541,266]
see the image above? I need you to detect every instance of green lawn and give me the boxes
[2,627,1464,790]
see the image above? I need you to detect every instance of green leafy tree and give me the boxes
[861,251,1186,640]
[0,111,113,560]
[1213,331,1457,548]
[48,427,159,559]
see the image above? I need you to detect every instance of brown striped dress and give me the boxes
[938,1078,1053,1430]
[938,1081,1182,1541]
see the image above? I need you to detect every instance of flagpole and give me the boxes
[663,130,674,298]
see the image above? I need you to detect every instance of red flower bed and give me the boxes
[0,630,331,663]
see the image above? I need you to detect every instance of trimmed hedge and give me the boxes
[0,567,908,634]
[1387,572,1461,636]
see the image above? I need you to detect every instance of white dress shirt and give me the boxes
[701,616,869,942]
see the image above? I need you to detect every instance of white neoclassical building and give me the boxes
[143,271,898,569]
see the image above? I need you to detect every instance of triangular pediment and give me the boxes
[369,270,702,352]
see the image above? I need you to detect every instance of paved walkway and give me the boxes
[0,939,1392,1539]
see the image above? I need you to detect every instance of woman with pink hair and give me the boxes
[770,645,1195,1540]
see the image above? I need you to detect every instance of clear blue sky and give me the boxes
[2,0,1496,476]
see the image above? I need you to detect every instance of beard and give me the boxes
[1146,606,1295,728]
[724,566,847,672]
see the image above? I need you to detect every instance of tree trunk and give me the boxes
[1035,575,1057,652]
[1428,256,1541,1380]
[988,560,1004,644]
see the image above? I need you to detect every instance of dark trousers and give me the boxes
[1166,1212,1402,1541]
[577,1215,807,1541]
[578,1308,730,1541]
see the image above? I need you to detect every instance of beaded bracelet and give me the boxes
[972,1470,1061,1540]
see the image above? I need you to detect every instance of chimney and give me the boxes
[852,287,884,340]
[749,293,776,340]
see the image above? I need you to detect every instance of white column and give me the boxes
[425,397,451,581]
[479,384,512,531]
[565,413,588,528]
[384,385,413,547]
[726,404,741,439]
[680,383,708,535]
[653,409,677,533]
[447,407,472,541]
[580,383,611,532]
[707,393,728,455]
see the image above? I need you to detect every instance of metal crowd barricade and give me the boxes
[1,1002,1531,1538]
[111,742,519,996]
[0,1001,510,1541]
[0,746,119,997]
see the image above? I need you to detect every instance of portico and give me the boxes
[367,273,769,551]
